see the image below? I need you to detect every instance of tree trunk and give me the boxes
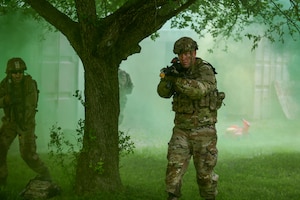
[23,0,195,196]
[74,57,122,194]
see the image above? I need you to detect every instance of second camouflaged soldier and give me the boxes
[0,58,52,188]
[157,37,225,200]
[118,69,133,124]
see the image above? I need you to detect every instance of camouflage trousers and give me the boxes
[165,126,218,199]
[0,121,51,185]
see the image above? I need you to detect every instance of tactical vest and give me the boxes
[171,59,225,128]
[3,75,38,126]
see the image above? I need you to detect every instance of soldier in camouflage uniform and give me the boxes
[0,58,51,188]
[118,69,133,124]
[157,37,225,200]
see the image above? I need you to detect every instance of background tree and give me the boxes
[0,0,299,196]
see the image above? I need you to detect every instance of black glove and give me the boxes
[159,57,185,78]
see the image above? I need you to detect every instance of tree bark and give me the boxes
[75,57,121,193]
[24,0,196,195]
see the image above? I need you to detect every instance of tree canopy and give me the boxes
[1,1,299,50]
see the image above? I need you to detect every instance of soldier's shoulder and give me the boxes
[23,75,38,89]
[24,74,36,82]
[196,58,217,74]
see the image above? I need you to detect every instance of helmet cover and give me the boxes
[173,37,198,54]
[6,57,27,73]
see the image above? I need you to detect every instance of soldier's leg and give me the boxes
[165,127,191,198]
[18,128,51,181]
[0,124,18,186]
[192,127,218,200]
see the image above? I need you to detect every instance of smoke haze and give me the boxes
[0,16,299,155]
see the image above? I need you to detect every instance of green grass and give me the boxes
[1,119,300,200]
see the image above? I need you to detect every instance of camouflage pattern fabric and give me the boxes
[157,57,219,199]
[0,75,51,186]
[158,58,218,130]
[118,69,133,124]
[166,126,218,199]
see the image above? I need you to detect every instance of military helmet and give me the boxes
[6,57,27,74]
[173,37,198,54]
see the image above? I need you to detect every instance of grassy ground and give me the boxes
[1,119,299,200]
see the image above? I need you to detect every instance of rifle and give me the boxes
[160,57,185,78]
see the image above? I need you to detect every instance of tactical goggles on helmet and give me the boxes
[6,57,27,74]
[11,70,24,74]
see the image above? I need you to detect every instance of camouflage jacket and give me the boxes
[157,58,219,129]
[0,75,38,129]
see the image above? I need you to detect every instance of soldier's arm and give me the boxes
[24,78,38,126]
[0,79,8,108]
[157,77,175,98]
[174,65,216,99]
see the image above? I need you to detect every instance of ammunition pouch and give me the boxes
[172,94,194,113]
[173,90,225,113]
[209,90,218,110]
[209,90,225,111]
[202,90,226,111]
[216,91,225,109]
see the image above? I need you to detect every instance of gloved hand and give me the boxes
[163,75,177,84]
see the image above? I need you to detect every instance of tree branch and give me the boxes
[290,0,300,21]
[270,0,300,34]
[75,0,97,25]
[24,0,80,50]
[101,0,196,60]
[157,0,197,21]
